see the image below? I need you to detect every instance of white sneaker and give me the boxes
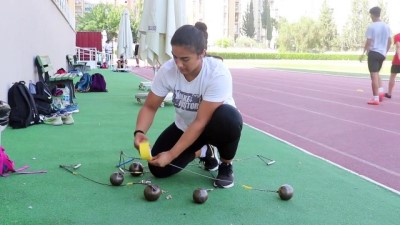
[43,114,63,126]
[60,113,74,125]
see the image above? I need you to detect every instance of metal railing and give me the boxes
[76,47,99,62]
[75,47,114,68]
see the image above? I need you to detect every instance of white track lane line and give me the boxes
[235,84,400,120]
[243,121,400,195]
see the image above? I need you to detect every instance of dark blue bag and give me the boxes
[75,73,91,92]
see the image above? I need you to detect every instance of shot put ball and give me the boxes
[144,184,162,201]
[109,172,124,186]
[193,188,208,204]
[278,184,294,201]
[129,162,144,177]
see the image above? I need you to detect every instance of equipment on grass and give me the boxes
[134,92,173,107]
[138,81,152,91]
[110,171,124,186]
[129,162,144,177]
[144,184,162,201]
[1,146,47,176]
[193,188,211,204]
[242,184,294,201]
[278,184,294,201]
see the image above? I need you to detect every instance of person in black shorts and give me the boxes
[134,41,139,67]
[360,7,392,105]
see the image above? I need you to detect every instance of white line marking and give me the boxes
[237,91,400,136]
[243,121,400,195]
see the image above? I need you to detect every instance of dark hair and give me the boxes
[369,6,381,17]
[170,25,206,55]
[194,22,208,50]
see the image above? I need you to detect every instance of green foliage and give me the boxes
[377,0,390,23]
[76,3,141,42]
[241,0,255,38]
[276,17,320,52]
[273,0,391,52]
[234,36,257,48]
[261,0,273,43]
[206,51,380,61]
[341,0,370,51]
[215,38,233,48]
[318,0,338,51]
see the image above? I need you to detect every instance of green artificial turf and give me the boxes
[1,69,399,225]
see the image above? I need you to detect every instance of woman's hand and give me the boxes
[134,132,148,151]
[149,151,175,167]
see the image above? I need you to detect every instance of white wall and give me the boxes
[0,0,76,102]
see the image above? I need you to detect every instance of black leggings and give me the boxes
[148,104,243,178]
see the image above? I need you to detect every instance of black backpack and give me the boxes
[8,81,40,129]
[33,81,53,115]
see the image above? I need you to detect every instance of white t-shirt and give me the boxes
[104,42,112,53]
[365,21,391,56]
[151,57,236,131]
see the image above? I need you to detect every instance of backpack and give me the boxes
[75,73,92,92]
[90,73,107,92]
[0,101,11,126]
[0,146,47,177]
[0,146,15,176]
[33,81,53,115]
[8,81,40,129]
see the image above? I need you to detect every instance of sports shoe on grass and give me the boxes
[213,162,234,188]
[379,93,384,102]
[367,99,379,105]
[199,144,220,171]
[64,104,79,113]
[385,93,392,99]
[61,113,74,125]
[43,114,63,126]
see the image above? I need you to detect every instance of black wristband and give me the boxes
[134,130,145,137]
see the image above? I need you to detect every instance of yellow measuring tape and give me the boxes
[139,141,152,160]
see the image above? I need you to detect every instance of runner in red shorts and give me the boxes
[385,33,400,98]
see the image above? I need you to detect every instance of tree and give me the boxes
[76,3,141,42]
[261,0,273,48]
[377,0,389,23]
[276,17,319,52]
[318,0,338,51]
[241,0,256,38]
[341,0,370,51]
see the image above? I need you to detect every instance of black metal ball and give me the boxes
[278,184,294,201]
[144,184,161,201]
[129,162,144,177]
[193,188,208,204]
[109,172,124,186]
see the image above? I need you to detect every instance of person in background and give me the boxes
[133,24,243,188]
[134,41,140,67]
[360,6,392,105]
[117,54,127,68]
[385,33,400,99]
[104,40,112,67]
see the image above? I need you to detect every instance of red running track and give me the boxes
[132,66,400,193]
